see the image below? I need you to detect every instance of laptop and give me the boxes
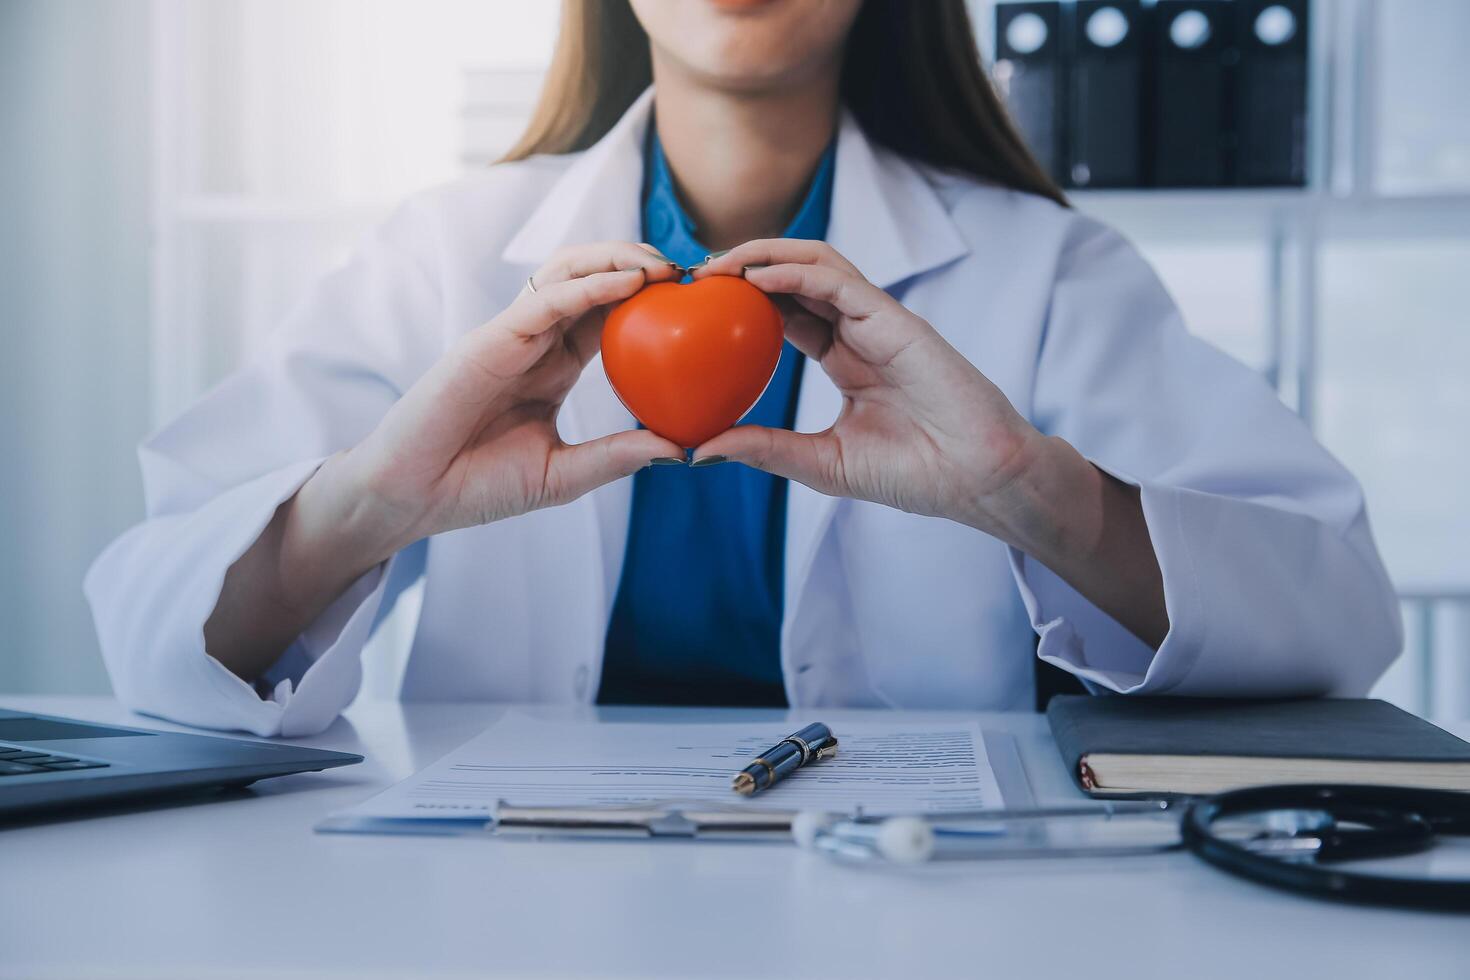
[0,707,362,817]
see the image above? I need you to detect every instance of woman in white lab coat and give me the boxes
[87,0,1401,737]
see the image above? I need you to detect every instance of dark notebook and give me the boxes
[1047,696,1470,797]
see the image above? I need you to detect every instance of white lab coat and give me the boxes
[86,90,1402,737]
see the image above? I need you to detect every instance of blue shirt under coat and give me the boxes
[596,131,837,707]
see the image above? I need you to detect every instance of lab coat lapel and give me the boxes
[499,90,655,679]
[782,114,969,665]
[501,89,653,274]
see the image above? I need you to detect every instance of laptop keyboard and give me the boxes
[0,744,109,776]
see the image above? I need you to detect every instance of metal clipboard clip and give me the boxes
[492,801,800,840]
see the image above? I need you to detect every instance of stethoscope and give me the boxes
[795,784,1470,911]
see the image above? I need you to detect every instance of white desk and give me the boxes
[2,696,1467,980]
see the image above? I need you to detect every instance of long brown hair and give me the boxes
[501,0,1067,207]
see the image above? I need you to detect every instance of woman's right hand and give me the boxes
[207,241,683,682]
[329,241,686,559]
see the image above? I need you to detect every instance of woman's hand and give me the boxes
[692,240,1169,647]
[206,242,683,681]
[334,241,686,554]
[691,240,1045,537]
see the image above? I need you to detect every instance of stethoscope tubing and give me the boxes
[1181,784,1470,911]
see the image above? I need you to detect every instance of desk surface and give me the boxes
[2,696,1467,980]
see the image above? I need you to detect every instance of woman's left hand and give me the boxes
[690,239,1047,541]
[693,239,1169,648]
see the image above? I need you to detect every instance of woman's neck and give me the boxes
[650,60,840,252]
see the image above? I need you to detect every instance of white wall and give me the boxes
[0,0,153,694]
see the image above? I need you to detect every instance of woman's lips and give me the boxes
[706,0,785,11]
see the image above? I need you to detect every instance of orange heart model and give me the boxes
[601,275,784,449]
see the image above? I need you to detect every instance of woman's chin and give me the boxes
[667,34,848,96]
[636,0,861,94]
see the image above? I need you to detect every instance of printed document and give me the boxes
[332,713,1004,822]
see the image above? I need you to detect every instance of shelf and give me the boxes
[1073,187,1470,240]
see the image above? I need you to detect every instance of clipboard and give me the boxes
[315,729,1034,840]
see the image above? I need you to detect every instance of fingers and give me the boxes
[692,239,861,279]
[532,241,681,291]
[789,293,840,323]
[484,241,680,353]
[635,242,683,268]
[691,425,843,497]
[691,239,892,327]
[563,310,612,368]
[501,266,649,344]
[771,296,835,362]
[442,243,679,431]
[545,429,685,505]
[434,268,643,403]
[535,242,682,364]
[742,262,891,322]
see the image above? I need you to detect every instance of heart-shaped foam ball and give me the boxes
[601,275,784,449]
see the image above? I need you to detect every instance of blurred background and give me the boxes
[1,0,1466,716]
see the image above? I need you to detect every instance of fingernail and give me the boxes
[646,247,676,264]
[688,249,731,274]
[690,455,727,468]
[650,457,685,466]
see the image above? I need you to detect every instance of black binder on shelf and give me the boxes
[994,1,1067,185]
[1067,0,1147,188]
[1151,0,1237,188]
[1234,0,1309,186]
[993,0,1310,191]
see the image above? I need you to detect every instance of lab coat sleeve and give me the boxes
[1010,216,1402,697]
[84,204,442,736]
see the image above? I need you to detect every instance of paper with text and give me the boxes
[334,714,1004,821]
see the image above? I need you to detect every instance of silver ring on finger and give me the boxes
[526,274,539,295]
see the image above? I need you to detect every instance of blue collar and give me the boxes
[641,129,836,270]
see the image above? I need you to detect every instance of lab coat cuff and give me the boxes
[1007,461,1206,695]
[221,557,393,737]
[128,456,384,738]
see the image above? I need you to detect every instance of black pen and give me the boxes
[731,722,839,795]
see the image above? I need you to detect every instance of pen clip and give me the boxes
[783,732,838,766]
